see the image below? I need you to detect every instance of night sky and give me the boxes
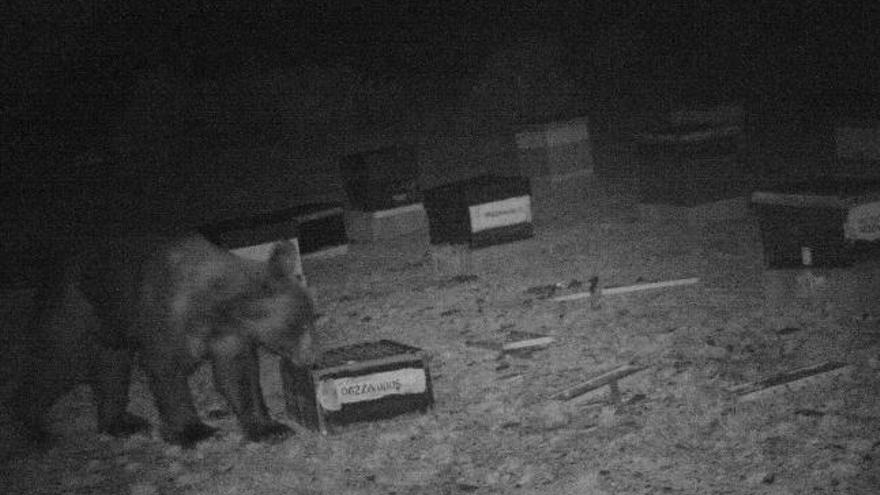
[1,0,878,250]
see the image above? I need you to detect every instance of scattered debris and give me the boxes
[502,336,556,352]
[731,361,853,402]
[437,274,479,288]
[525,284,559,299]
[503,330,555,358]
[466,339,503,351]
[553,277,700,302]
[551,364,645,402]
[525,279,584,299]
[466,330,555,356]
[207,408,231,420]
[451,274,479,284]
[794,409,826,418]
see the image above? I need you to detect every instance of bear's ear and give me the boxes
[267,240,302,281]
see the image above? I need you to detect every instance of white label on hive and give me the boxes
[845,201,880,241]
[468,195,532,233]
[317,368,427,411]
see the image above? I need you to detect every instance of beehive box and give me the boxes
[515,117,593,178]
[282,340,434,434]
[636,103,749,206]
[199,209,304,278]
[423,175,533,248]
[751,176,880,268]
[340,146,420,212]
[293,202,348,258]
[344,203,430,243]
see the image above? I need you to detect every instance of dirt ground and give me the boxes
[2,197,880,495]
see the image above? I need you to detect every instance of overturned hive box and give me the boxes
[423,175,533,248]
[282,340,434,434]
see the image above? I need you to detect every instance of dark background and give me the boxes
[2,0,878,259]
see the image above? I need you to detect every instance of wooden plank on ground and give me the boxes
[731,361,853,402]
[553,277,699,302]
[552,364,645,401]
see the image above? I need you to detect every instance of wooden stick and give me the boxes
[502,336,555,351]
[551,364,645,401]
[552,277,699,302]
[732,361,852,402]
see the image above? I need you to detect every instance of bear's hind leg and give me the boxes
[92,346,150,437]
[7,371,65,445]
[210,338,291,443]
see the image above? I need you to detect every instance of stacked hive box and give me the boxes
[514,117,595,221]
[340,146,429,243]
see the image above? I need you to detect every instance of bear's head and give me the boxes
[221,241,320,367]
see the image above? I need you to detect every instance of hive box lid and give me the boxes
[200,209,299,249]
[751,176,880,208]
[423,175,531,207]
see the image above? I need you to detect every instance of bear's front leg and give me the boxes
[141,353,217,447]
[210,336,292,443]
[92,346,150,437]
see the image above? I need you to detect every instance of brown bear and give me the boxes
[5,234,318,447]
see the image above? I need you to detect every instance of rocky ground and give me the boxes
[2,199,880,495]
